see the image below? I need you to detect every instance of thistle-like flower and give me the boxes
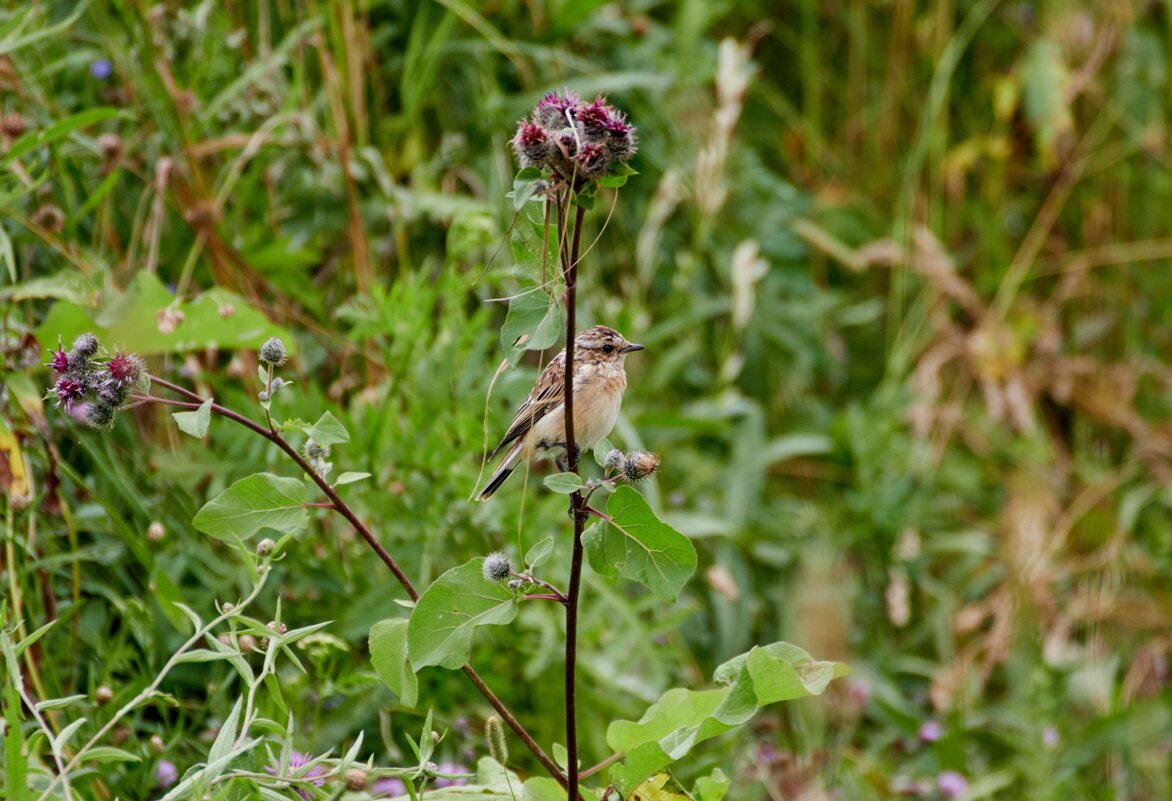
[105,352,145,387]
[47,348,70,373]
[622,450,661,482]
[51,376,86,410]
[71,333,100,360]
[511,91,638,184]
[483,552,513,583]
[259,336,287,366]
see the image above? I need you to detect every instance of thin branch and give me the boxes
[579,752,624,780]
[560,198,589,801]
[143,380,568,787]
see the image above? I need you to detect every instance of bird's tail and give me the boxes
[477,444,522,501]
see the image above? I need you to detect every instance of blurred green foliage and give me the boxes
[3,0,1172,799]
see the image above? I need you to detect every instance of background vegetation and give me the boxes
[2,1,1171,799]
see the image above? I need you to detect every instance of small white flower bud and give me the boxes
[483,552,513,583]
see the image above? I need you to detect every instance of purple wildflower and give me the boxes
[51,376,86,410]
[155,759,179,789]
[918,720,943,743]
[534,90,580,129]
[432,761,469,788]
[105,352,144,386]
[266,751,326,801]
[47,348,70,373]
[373,777,407,797]
[90,60,113,80]
[572,142,608,179]
[574,97,615,132]
[1043,726,1059,747]
[512,120,554,169]
[937,771,968,800]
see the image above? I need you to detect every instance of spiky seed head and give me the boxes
[622,450,661,482]
[304,438,329,461]
[256,537,276,557]
[71,333,100,359]
[534,90,580,128]
[483,552,513,583]
[259,336,287,366]
[85,401,117,430]
[486,715,509,765]
[604,449,625,470]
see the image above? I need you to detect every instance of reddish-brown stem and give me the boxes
[523,593,567,603]
[143,380,566,786]
[579,751,624,780]
[559,197,589,801]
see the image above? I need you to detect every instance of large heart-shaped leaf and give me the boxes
[583,486,696,601]
[407,559,518,670]
[192,473,308,541]
[606,642,849,794]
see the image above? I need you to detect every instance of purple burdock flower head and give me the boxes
[512,120,554,170]
[155,759,179,789]
[266,751,326,801]
[514,90,637,185]
[918,720,943,742]
[51,376,86,410]
[48,348,70,373]
[90,59,113,80]
[572,142,608,179]
[373,776,407,797]
[105,352,145,387]
[937,771,968,800]
[534,90,580,129]
[432,761,469,789]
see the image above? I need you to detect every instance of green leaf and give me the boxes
[500,287,564,365]
[606,642,848,794]
[82,746,141,764]
[369,619,418,708]
[0,269,99,306]
[407,558,518,670]
[35,271,292,357]
[335,471,371,486]
[510,167,544,210]
[693,769,729,801]
[628,772,695,800]
[309,411,349,445]
[593,437,615,467]
[544,472,583,494]
[192,473,308,541]
[524,536,555,569]
[172,398,213,438]
[583,486,696,601]
[2,106,120,166]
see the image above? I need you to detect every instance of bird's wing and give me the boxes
[488,352,566,459]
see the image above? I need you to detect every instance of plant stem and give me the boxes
[560,198,589,801]
[143,381,567,787]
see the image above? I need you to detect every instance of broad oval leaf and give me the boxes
[606,641,848,794]
[172,398,213,438]
[524,536,555,569]
[369,618,418,708]
[583,486,696,601]
[308,411,349,445]
[407,558,518,670]
[543,472,583,494]
[192,473,308,541]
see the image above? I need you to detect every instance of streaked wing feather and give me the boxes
[488,354,565,459]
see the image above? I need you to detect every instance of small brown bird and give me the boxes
[477,326,645,500]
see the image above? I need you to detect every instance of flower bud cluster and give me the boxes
[47,333,145,429]
[602,448,662,482]
[512,91,637,182]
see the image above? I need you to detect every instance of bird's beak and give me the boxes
[621,342,646,353]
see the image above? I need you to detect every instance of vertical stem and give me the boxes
[561,198,588,801]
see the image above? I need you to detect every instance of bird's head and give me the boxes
[575,326,645,363]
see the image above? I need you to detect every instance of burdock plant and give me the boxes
[44,93,846,801]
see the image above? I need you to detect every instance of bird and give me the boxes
[477,325,644,500]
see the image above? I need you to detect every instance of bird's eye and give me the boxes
[602,344,615,354]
